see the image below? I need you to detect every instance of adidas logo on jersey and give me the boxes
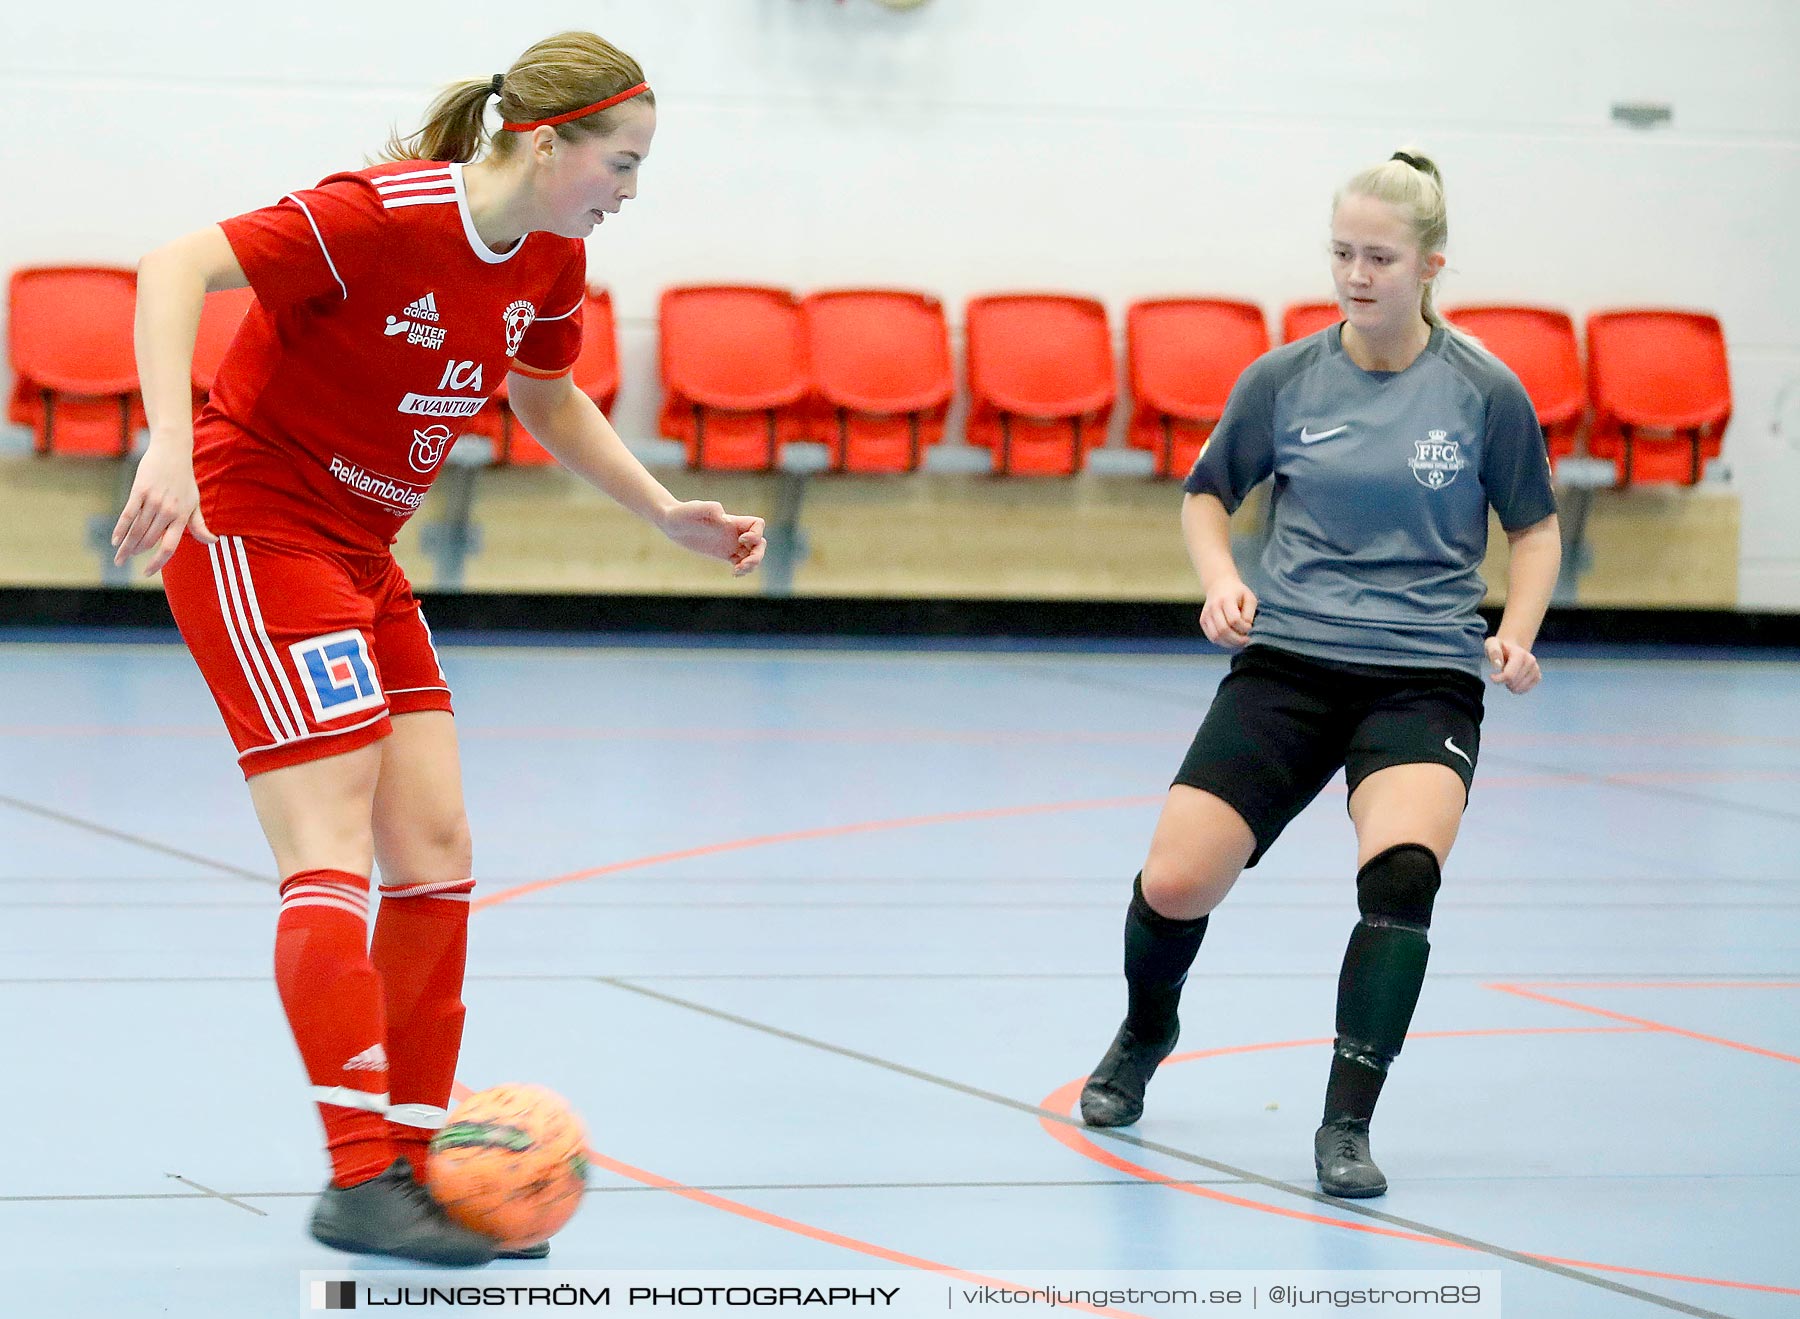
[344,1043,389,1072]
[402,292,441,323]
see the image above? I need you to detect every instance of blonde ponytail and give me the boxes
[381,77,494,164]
[380,31,652,165]
[1337,149,1452,330]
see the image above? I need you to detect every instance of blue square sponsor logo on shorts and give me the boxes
[290,630,386,723]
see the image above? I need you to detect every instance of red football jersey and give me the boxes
[197,160,587,547]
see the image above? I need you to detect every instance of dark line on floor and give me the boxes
[594,975,1737,1319]
[164,1173,267,1216]
[10,1167,1792,1208]
[0,970,1790,985]
[0,794,270,885]
[1015,661,1800,831]
[7,898,1795,913]
[470,898,1800,911]
[4,873,1792,888]
[0,1177,1248,1205]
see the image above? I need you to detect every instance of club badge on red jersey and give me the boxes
[503,300,537,357]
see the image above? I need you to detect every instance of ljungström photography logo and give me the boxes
[310,1279,356,1310]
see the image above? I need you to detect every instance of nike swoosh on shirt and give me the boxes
[1299,425,1350,444]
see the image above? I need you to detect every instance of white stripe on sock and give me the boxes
[378,879,474,900]
[311,1086,389,1113]
[387,1103,449,1130]
[281,879,368,901]
[281,895,370,921]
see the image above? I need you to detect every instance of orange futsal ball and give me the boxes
[427,1084,590,1250]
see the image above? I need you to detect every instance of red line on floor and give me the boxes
[1600,768,1800,785]
[461,727,1180,745]
[1501,982,1800,991]
[1040,1029,1799,1297]
[1485,984,1800,1065]
[472,795,1165,910]
[454,797,1795,1296]
[16,723,1800,749]
[445,1081,1149,1319]
[1526,1254,1800,1298]
[470,769,1709,913]
[578,1149,1149,1318]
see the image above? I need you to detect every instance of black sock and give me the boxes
[1323,1050,1388,1125]
[1323,917,1430,1124]
[1122,872,1208,1039]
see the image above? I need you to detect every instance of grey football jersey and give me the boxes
[1183,324,1556,676]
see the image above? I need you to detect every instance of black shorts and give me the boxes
[1173,644,1485,866]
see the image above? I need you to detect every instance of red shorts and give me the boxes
[162,533,453,778]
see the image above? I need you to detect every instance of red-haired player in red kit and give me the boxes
[111,32,764,1267]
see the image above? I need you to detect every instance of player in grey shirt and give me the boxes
[1183,318,1555,675]
[1080,150,1563,1200]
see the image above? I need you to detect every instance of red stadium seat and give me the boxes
[7,265,143,456]
[1126,298,1269,478]
[1444,305,1585,465]
[801,289,953,473]
[1281,300,1342,344]
[964,294,1115,476]
[658,285,810,472]
[191,285,258,403]
[475,288,622,467]
[1586,310,1731,487]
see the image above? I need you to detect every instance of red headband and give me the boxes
[501,82,650,132]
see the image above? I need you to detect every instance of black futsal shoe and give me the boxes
[500,1241,551,1260]
[308,1158,497,1266]
[1314,1117,1388,1198]
[1079,1019,1178,1127]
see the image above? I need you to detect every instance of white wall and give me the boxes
[6,0,1798,603]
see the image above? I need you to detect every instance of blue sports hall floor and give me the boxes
[0,635,1794,1318]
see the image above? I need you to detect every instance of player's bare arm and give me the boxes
[1486,512,1561,694]
[112,226,247,572]
[507,370,766,575]
[1183,491,1256,648]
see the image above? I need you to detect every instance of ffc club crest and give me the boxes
[502,300,537,358]
[410,424,454,474]
[1408,429,1466,490]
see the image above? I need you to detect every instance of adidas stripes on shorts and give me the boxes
[1172,643,1484,866]
[162,532,452,777]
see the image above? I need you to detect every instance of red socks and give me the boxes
[371,878,475,1181]
[274,869,475,1187]
[274,869,393,1187]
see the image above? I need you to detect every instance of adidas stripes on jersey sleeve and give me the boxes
[221,178,388,310]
